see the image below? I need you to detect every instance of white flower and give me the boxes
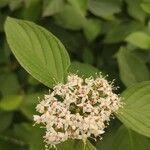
[33,74,122,148]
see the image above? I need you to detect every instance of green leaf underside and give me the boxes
[5,17,70,88]
[114,125,150,150]
[117,81,150,137]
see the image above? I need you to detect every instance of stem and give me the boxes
[83,140,87,150]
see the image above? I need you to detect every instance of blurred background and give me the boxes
[0,0,150,150]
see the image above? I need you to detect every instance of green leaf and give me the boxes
[0,95,23,111]
[83,48,94,64]
[57,140,83,150]
[58,140,96,150]
[88,0,121,20]
[42,0,65,17]
[28,75,40,85]
[0,44,9,64]
[0,73,20,96]
[0,140,26,150]
[14,123,45,150]
[57,139,96,150]
[67,0,88,16]
[84,140,97,150]
[117,47,149,87]
[54,4,86,30]
[0,111,13,132]
[126,32,150,49]
[116,81,150,137]
[141,2,150,14]
[125,0,147,22]
[20,93,42,120]
[9,0,23,11]
[17,0,42,22]
[113,125,150,150]
[96,121,120,150]
[104,21,144,43]
[0,129,26,150]
[68,61,99,78]
[0,0,9,8]
[5,17,70,88]
[0,12,7,32]
[83,18,101,42]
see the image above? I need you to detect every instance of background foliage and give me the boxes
[0,0,150,150]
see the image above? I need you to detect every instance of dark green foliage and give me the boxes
[0,0,150,149]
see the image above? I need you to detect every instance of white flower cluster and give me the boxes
[34,74,122,147]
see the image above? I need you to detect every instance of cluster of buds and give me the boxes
[33,74,122,147]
